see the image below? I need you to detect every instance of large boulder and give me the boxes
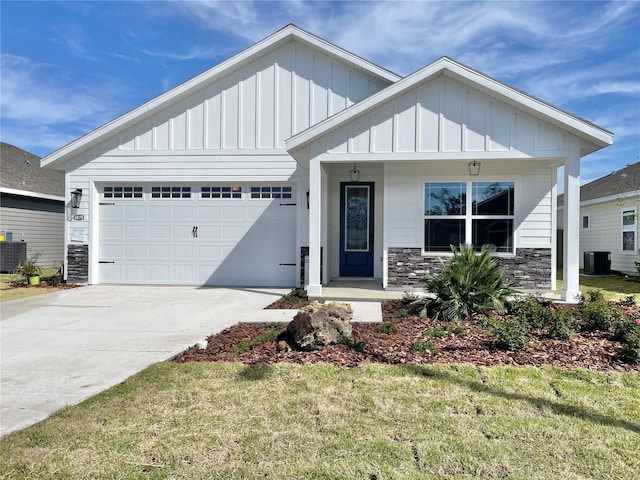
[286,301,353,351]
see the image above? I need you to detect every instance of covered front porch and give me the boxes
[286,58,612,303]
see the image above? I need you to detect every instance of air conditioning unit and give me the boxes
[0,242,27,273]
[583,251,611,275]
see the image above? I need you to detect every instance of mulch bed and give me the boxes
[173,300,640,371]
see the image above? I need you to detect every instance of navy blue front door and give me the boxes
[340,182,374,277]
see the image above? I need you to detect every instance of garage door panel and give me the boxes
[172,205,196,220]
[171,244,196,260]
[99,183,296,286]
[198,206,222,221]
[222,206,246,221]
[149,224,171,238]
[172,264,195,282]
[149,245,171,259]
[122,264,147,282]
[198,245,222,261]
[124,225,146,240]
[149,264,170,280]
[124,205,146,219]
[124,244,147,259]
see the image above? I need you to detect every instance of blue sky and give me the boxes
[1,0,638,185]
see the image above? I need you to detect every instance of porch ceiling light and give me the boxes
[70,188,83,208]
[349,164,361,182]
[468,161,481,176]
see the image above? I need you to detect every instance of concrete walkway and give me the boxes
[0,285,382,436]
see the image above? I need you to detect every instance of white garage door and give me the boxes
[99,184,297,286]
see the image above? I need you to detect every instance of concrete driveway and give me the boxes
[0,285,295,437]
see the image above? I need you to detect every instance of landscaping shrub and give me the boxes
[392,309,408,319]
[547,308,577,341]
[581,291,625,331]
[417,244,518,322]
[612,316,639,340]
[412,340,438,354]
[341,338,367,353]
[423,327,448,338]
[490,318,531,351]
[508,296,553,329]
[375,322,395,334]
[622,328,640,364]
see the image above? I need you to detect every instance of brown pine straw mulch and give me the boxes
[173,300,640,372]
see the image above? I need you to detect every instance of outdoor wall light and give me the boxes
[349,163,361,182]
[70,188,83,209]
[468,161,481,176]
[306,190,310,209]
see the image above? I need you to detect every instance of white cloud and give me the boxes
[0,54,127,152]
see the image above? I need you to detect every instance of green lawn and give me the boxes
[2,362,639,479]
[556,269,640,302]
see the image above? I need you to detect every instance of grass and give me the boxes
[0,267,66,303]
[2,362,639,479]
[556,269,640,302]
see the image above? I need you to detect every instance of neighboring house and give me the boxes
[40,25,613,302]
[558,162,640,275]
[0,142,65,269]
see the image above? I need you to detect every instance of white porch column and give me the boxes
[562,141,581,302]
[306,157,322,296]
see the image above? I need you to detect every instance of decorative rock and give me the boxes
[277,340,292,352]
[286,301,353,351]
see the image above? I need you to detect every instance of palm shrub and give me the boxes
[414,244,518,322]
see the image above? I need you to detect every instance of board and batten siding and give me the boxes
[89,41,390,156]
[386,161,554,250]
[64,40,392,240]
[321,75,571,156]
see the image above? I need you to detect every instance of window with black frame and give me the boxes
[424,181,515,253]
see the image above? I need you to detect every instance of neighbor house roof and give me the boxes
[286,56,614,161]
[40,24,401,170]
[558,161,640,207]
[0,143,65,201]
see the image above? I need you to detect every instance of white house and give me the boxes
[558,162,639,275]
[41,24,613,302]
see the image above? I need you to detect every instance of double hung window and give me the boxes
[622,208,637,252]
[424,181,515,253]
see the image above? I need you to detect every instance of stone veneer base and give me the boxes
[67,244,89,283]
[387,247,552,290]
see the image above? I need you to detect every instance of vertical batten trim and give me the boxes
[437,78,444,152]
[203,98,209,150]
[256,68,261,149]
[238,78,243,149]
[461,88,468,152]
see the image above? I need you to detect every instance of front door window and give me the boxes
[345,186,370,251]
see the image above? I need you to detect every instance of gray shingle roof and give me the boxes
[558,161,640,206]
[1,143,64,197]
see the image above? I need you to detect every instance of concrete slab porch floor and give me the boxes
[312,279,408,302]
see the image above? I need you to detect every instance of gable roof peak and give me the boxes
[41,24,400,169]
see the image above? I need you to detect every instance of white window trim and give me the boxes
[581,212,590,231]
[421,179,516,256]
[621,207,637,254]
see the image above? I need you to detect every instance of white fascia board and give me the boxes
[0,187,65,202]
[287,57,613,155]
[558,192,636,211]
[41,25,400,169]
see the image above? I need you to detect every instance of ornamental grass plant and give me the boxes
[412,244,518,322]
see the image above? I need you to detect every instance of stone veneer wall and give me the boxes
[67,244,89,283]
[300,247,323,287]
[387,248,552,290]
